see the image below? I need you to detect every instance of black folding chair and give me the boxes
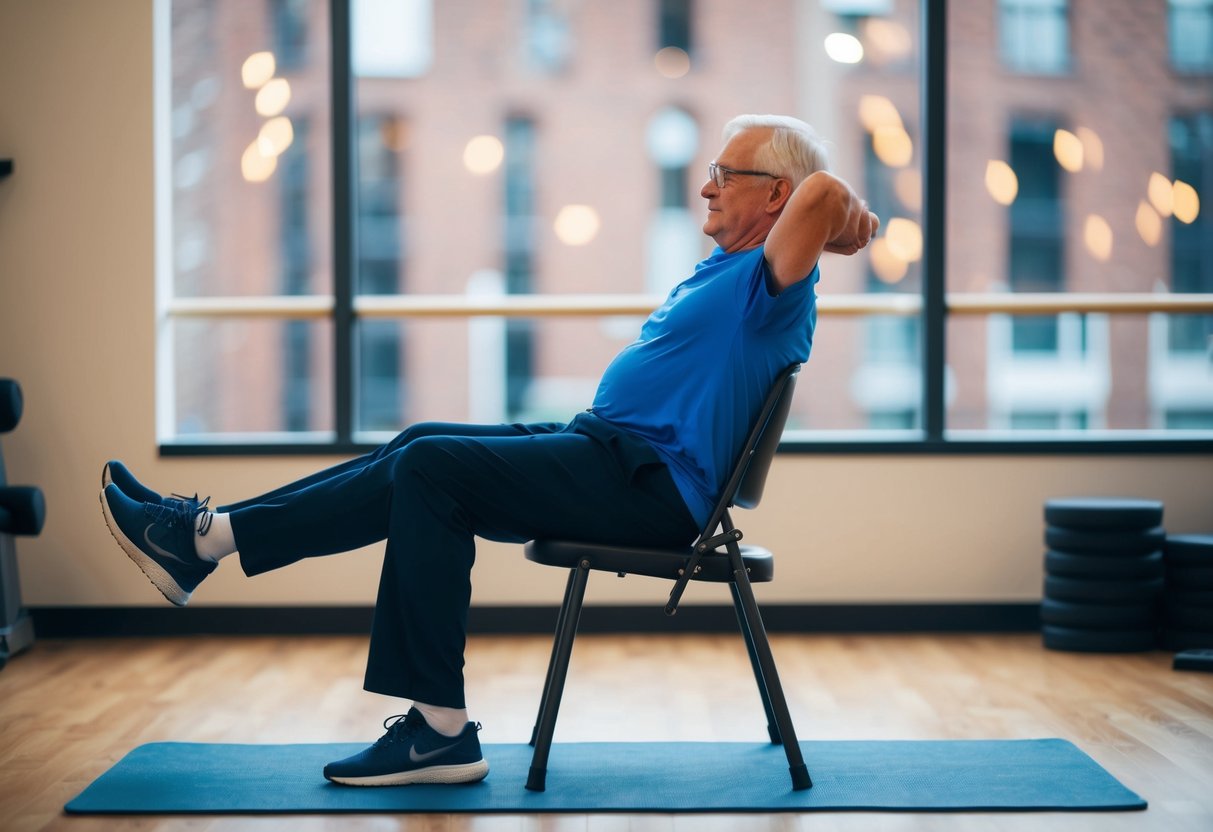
[523,363,811,792]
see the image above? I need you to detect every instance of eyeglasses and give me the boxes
[708,162,780,188]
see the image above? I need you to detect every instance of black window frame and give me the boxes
[160,0,1213,457]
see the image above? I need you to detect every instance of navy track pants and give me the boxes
[219,414,698,708]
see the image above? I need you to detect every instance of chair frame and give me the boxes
[523,364,812,792]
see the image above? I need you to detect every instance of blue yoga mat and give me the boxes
[65,739,1145,814]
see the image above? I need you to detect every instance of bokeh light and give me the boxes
[463,135,505,174]
[241,141,277,183]
[1083,214,1113,261]
[985,160,1018,206]
[554,204,600,246]
[254,78,291,117]
[654,46,691,78]
[824,33,864,64]
[241,52,276,89]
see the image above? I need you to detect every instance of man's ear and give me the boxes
[766,178,794,214]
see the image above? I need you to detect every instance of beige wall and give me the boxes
[1,1,1210,610]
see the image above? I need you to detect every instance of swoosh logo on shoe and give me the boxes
[409,741,461,764]
[144,524,192,565]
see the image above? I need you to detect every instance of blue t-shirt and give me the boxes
[590,246,818,527]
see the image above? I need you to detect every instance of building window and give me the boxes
[658,0,693,54]
[1169,113,1213,353]
[356,115,406,431]
[999,0,1069,74]
[1008,118,1065,353]
[271,0,310,72]
[504,117,537,420]
[1169,0,1213,73]
[527,0,572,72]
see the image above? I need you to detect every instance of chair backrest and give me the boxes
[703,363,800,528]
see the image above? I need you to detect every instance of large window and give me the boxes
[158,0,1213,452]
[1169,0,1213,73]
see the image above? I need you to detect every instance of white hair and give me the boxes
[722,114,831,183]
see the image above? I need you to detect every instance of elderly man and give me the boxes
[100,114,878,787]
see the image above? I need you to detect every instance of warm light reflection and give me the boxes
[873,126,912,167]
[862,18,913,62]
[463,135,504,174]
[824,32,864,64]
[985,160,1018,205]
[894,169,922,211]
[1076,127,1103,171]
[1053,129,1083,173]
[1148,172,1174,217]
[257,116,294,157]
[1135,201,1162,246]
[654,46,691,78]
[1172,179,1201,224]
[241,52,276,89]
[884,218,923,262]
[381,118,410,153]
[869,238,907,284]
[1083,214,1113,261]
[554,205,600,246]
[241,141,277,183]
[858,95,903,132]
[255,78,291,117]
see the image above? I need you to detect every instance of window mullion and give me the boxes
[922,0,948,442]
[330,0,355,443]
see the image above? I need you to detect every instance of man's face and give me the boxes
[700,127,779,253]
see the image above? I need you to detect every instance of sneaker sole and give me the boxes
[99,488,192,607]
[326,759,489,787]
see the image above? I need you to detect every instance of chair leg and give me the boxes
[530,568,578,747]
[729,555,813,791]
[526,559,591,792]
[730,582,781,744]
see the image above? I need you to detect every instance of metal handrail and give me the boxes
[164,292,1213,319]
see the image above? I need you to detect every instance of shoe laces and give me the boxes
[375,711,427,747]
[145,495,213,536]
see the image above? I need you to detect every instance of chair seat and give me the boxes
[525,539,774,583]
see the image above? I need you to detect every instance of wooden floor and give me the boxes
[1,632,1211,831]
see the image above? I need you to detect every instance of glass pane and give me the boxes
[347,0,922,433]
[169,0,332,298]
[947,0,1213,433]
[172,318,333,437]
[352,317,623,433]
[788,316,922,434]
[946,313,1213,432]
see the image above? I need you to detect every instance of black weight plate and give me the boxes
[1044,550,1164,580]
[1164,603,1213,631]
[1165,534,1213,567]
[1042,625,1156,653]
[0,379,21,434]
[1044,525,1165,556]
[1040,599,1157,629]
[1165,566,1213,591]
[1044,498,1163,531]
[1044,575,1165,604]
[1160,629,1213,651]
[1165,588,1213,607]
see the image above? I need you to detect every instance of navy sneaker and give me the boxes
[101,460,162,504]
[100,483,216,606]
[323,708,489,787]
[102,460,206,511]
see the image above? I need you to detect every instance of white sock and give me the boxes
[195,511,236,563]
[413,701,469,737]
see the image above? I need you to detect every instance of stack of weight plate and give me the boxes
[1041,497,1165,653]
[1162,534,1213,651]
